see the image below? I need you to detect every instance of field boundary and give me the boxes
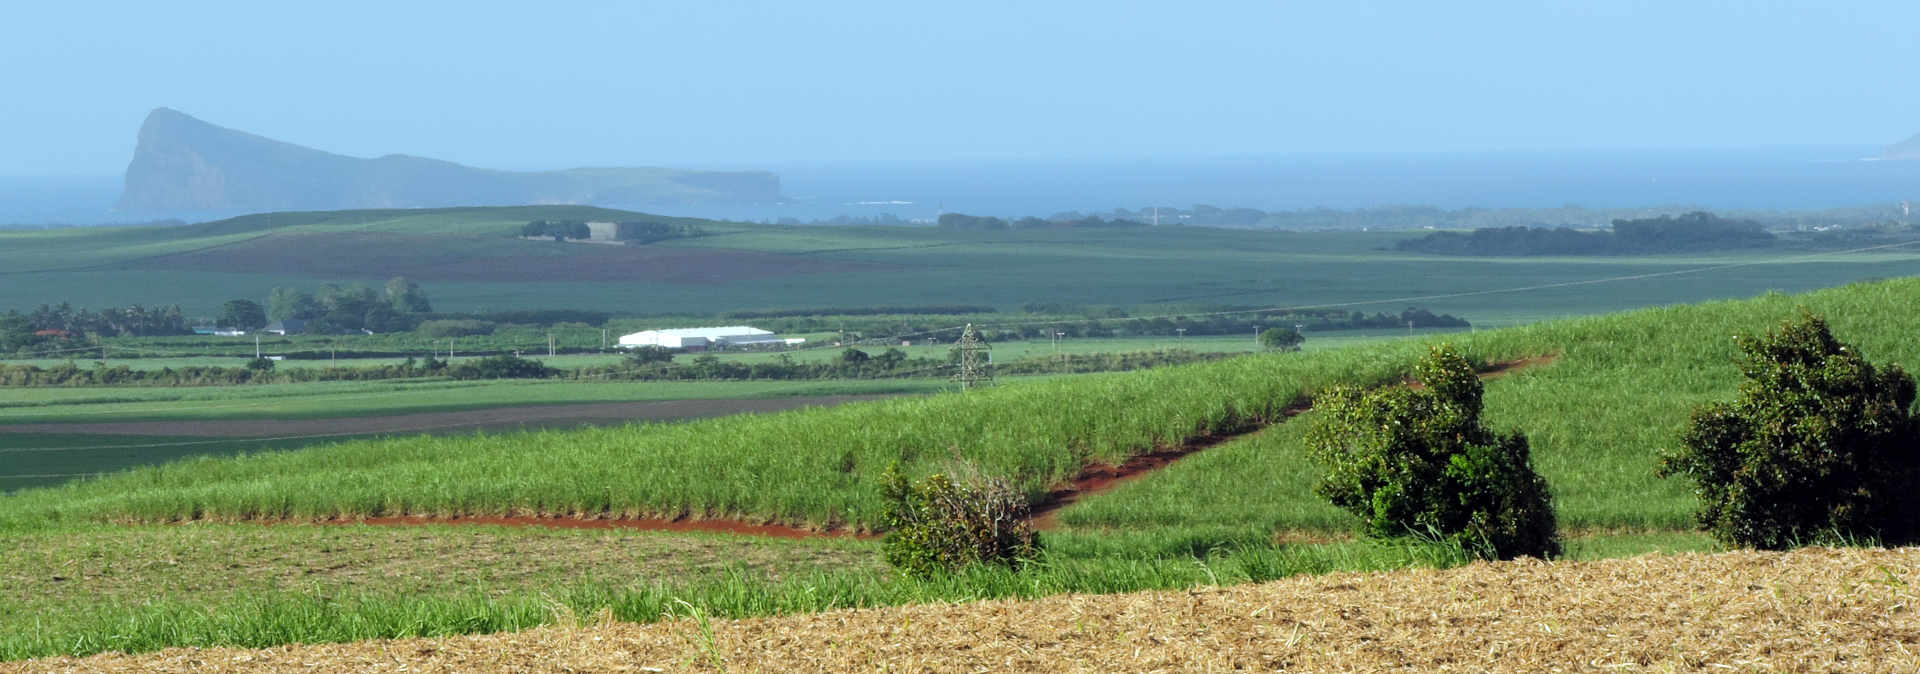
[303,515,874,540]
[0,395,899,440]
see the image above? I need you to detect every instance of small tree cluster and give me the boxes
[446,355,556,380]
[1259,327,1304,351]
[1658,313,1920,549]
[1306,344,1560,559]
[880,463,1040,577]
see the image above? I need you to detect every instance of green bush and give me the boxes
[416,320,496,338]
[1658,312,1920,549]
[447,355,555,380]
[880,463,1040,577]
[1306,344,1560,559]
[1259,327,1304,351]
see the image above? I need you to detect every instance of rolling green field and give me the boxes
[4,278,1916,660]
[3,206,1917,329]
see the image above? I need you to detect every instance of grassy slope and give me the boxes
[1059,279,1920,537]
[7,278,1916,538]
[21,278,1916,660]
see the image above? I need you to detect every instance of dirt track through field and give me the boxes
[0,395,896,438]
[19,546,1917,672]
[1031,354,1557,527]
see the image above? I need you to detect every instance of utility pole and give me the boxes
[601,329,609,351]
[255,334,261,359]
[951,323,993,391]
[1407,320,1415,338]
[1175,327,1185,345]
[548,332,556,358]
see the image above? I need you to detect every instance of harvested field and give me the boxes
[17,546,1916,672]
[124,232,890,283]
[0,395,893,438]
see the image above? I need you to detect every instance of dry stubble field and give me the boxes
[13,546,1916,672]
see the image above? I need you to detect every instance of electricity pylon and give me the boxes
[951,323,993,391]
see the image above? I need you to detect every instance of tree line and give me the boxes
[1394,211,1776,256]
[821,307,1468,345]
[936,213,1147,231]
[520,219,705,244]
[0,346,1231,387]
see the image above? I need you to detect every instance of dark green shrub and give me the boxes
[880,463,1040,577]
[1258,327,1304,350]
[447,355,555,380]
[1658,312,1920,549]
[1306,344,1560,559]
[416,320,496,338]
[624,346,676,367]
[245,356,275,372]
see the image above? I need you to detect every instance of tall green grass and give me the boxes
[8,279,1918,536]
[1058,279,1920,535]
[0,345,1437,532]
[3,276,1920,541]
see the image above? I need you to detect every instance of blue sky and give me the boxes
[4,1,1916,175]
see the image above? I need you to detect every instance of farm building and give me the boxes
[262,318,306,336]
[617,326,797,351]
[585,221,619,241]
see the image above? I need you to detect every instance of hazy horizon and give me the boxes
[4,1,1917,178]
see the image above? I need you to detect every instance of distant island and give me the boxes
[1885,133,1920,160]
[117,108,782,213]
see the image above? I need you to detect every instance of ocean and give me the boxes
[6,147,1917,225]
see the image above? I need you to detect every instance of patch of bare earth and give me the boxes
[125,232,890,282]
[19,546,1918,672]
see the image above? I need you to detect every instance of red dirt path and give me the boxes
[1030,354,1559,528]
[235,356,1558,540]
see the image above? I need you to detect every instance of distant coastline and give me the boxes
[7,147,1917,226]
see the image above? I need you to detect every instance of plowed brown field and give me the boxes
[14,546,1917,672]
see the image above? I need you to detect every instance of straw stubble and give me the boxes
[17,546,1917,672]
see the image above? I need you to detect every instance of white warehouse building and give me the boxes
[617,326,798,350]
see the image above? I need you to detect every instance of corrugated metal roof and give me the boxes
[622,326,772,339]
